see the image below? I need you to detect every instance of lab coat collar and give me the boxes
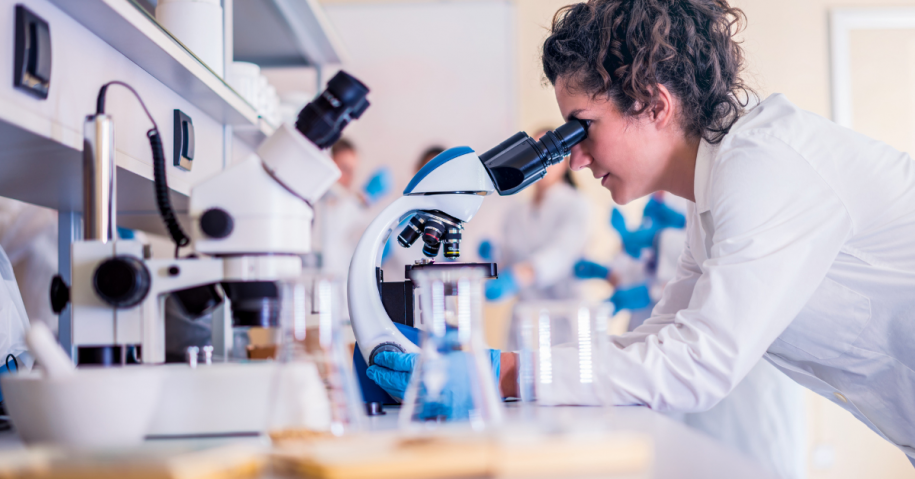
[693,138,718,213]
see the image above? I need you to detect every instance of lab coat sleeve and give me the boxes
[597,133,854,412]
[529,195,591,288]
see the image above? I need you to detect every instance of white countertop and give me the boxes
[0,404,775,479]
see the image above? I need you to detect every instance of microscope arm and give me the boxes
[348,194,485,364]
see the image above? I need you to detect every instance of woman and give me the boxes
[483,128,591,302]
[541,0,915,463]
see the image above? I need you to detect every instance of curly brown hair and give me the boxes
[542,0,752,143]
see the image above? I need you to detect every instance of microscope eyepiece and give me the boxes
[479,118,589,196]
[295,71,370,149]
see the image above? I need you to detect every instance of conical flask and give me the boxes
[399,267,503,430]
[268,273,364,438]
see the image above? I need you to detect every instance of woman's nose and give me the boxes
[568,144,591,171]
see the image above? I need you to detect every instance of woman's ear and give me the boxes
[650,84,675,128]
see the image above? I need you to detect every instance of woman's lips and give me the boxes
[600,173,611,187]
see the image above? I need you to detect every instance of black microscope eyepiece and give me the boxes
[295,71,370,149]
[479,118,589,196]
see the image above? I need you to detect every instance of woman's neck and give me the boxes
[661,135,700,202]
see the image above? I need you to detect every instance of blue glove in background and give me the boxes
[485,270,518,301]
[611,208,657,259]
[644,197,686,229]
[366,349,501,420]
[574,259,610,280]
[478,240,495,261]
[363,167,393,205]
[610,283,652,311]
[116,226,135,240]
[0,356,19,403]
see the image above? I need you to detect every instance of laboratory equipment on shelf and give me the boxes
[349,119,589,376]
[47,71,369,436]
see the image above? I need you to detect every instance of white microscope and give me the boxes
[348,120,589,391]
[52,72,370,435]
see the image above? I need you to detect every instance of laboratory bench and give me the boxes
[0,404,777,479]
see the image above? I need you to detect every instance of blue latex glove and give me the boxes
[485,270,518,301]
[0,355,20,403]
[644,197,686,229]
[366,349,501,420]
[363,167,393,205]
[116,226,135,240]
[573,259,611,280]
[610,283,652,311]
[478,240,495,261]
[610,208,656,259]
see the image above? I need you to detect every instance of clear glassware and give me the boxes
[515,301,612,407]
[268,273,364,438]
[399,267,503,430]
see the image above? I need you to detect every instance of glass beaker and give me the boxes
[268,273,364,439]
[399,267,503,430]
[514,301,612,407]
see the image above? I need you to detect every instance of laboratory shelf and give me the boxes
[234,0,347,67]
[47,0,274,147]
[0,114,188,238]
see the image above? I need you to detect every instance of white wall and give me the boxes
[321,0,518,273]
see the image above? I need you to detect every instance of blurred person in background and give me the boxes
[314,138,393,284]
[481,128,591,302]
[574,192,687,329]
[0,198,57,333]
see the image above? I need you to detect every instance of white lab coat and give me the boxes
[501,182,591,301]
[313,184,371,284]
[0,198,57,332]
[587,93,915,460]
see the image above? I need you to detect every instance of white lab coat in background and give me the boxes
[0,198,57,332]
[501,182,591,301]
[572,93,915,461]
[313,184,371,287]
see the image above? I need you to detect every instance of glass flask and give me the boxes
[399,267,503,430]
[514,301,612,407]
[268,273,364,438]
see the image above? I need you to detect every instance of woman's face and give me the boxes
[554,78,677,205]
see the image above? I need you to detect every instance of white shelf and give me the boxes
[48,0,275,146]
[234,0,347,66]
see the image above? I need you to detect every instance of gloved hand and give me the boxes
[573,259,611,280]
[362,167,393,205]
[609,283,652,311]
[478,240,495,261]
[366,349,501,420]
[611,208,655,259]
[485,270,518,301]
[644,197,686,229]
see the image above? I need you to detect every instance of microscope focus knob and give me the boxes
[93,256,151,308]
[200,208,234,239]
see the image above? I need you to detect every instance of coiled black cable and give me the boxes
[95,81,190,255]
